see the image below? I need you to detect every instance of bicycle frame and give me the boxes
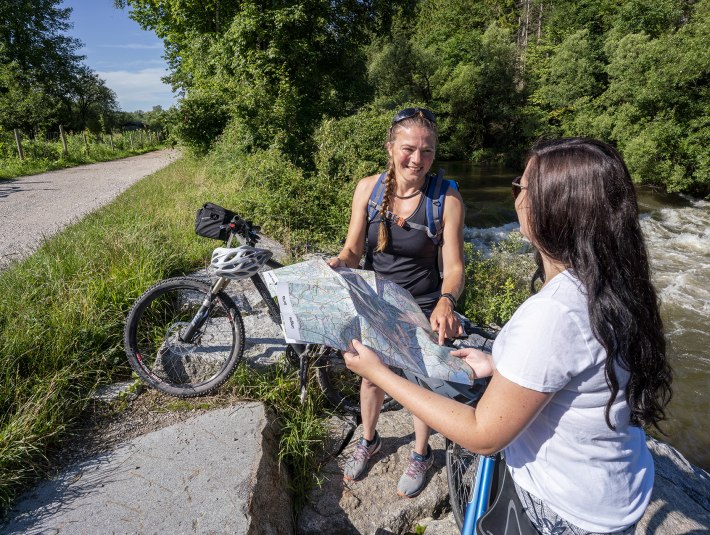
[461,454,497,535]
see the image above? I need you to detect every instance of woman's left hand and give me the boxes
[430,299,464,345]
[343,339,389,381]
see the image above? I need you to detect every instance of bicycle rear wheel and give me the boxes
[446,438,481,529]
[124,277,244,397]
[315,347,400,415]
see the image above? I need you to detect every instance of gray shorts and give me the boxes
[514,480,636,535]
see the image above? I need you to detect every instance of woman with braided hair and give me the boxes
[328,108,465,497]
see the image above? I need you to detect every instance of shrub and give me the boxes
[460,234,535,328]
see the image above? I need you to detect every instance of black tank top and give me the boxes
[364,194,441,315]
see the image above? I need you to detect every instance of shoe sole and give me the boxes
[396,488,423,498]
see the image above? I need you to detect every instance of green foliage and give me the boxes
[169,91,230,155]
[0,0,120,132]
[313,107,392,184]
[459,236,535,328]
[122,0,378,162]
[112,0,708,196]
[0,128,166,180]
[206,142,351,252]
[524,0,710,197]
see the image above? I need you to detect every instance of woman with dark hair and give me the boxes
[344,138,672,532]
[328,108,465,497]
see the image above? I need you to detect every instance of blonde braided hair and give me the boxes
[375,111,438,253]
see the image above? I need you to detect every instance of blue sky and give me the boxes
[62,0,177,112]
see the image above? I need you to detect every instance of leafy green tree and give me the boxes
[67,67,119,133]
[0,62,59,131]
[118,0,386,160]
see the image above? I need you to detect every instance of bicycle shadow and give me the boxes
[0,180,57,199]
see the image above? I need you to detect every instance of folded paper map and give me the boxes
[262,259,475,385]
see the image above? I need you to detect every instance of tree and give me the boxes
[116,0,400,159]
[0,0,85,129]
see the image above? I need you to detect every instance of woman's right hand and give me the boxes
[327,256,346,268]
[450,347,495,378]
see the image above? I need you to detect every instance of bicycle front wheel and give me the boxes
[315,348,400,415]
[124,277,244,397]
[446,438,481,529]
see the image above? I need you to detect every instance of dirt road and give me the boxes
[0,149,179,268]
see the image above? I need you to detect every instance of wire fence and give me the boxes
[1,127,164,162]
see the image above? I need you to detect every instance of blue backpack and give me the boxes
[367,169,458,246]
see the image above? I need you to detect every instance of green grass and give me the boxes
[0,154,340,514]
[0,129,167,179]
[0,147,535,515]
[0,156,224,511]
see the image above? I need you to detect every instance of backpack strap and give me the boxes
[367,169,458,246]
[424,168,458,246]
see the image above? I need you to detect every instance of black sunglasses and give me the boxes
[392,107,437,126]
[511,176,527,200]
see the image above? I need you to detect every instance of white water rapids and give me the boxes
[463,194,710,471]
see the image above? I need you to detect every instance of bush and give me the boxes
[313,106,392,184]
[459,234,535,328]
[170,92,230,155]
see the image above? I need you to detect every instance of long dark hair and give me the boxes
[525,138,672,430]
[375,111,438,252]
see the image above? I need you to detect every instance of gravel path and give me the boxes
[0,149,180,268]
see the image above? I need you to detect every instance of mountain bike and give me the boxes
[123,205,398,415]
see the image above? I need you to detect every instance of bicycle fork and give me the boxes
[179,277,230,344]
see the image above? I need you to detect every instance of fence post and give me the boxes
[13,129,24,160]
[83,131,89,153]
[129,132,133,150]
[59,125,68,155]
[109,132,114,150]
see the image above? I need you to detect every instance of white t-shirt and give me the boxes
[492,270,653,532]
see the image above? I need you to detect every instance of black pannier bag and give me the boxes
[195,202,237,241]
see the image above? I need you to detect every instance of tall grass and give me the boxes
[0,157,218,511]
[0,129,166,179]
[0,139,534,514]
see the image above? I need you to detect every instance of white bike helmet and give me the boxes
[210,246,273,279]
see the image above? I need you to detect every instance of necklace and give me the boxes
[394,189,422,200]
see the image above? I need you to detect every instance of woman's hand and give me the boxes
[327,256,347,268]
[343,339,389,382]
[450,347,495,378]
[430,299,464,345]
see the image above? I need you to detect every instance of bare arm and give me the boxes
[327,175,379,269]
[430,188,465,344]
[343,340,552,455]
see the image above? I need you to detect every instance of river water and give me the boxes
[445,161,710,471]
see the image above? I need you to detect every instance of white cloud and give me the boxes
[97,68,177,112]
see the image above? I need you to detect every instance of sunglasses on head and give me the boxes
[391,107,437,126]
[511,176,527,200]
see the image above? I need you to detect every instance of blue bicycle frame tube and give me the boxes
[461,455,496,535]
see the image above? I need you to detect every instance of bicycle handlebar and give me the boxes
[227,214,261,247]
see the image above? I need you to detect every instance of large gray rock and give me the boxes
[636,438,710,533]
[299,408,452,534]
[0,403,293,535]
[299,415,710,535]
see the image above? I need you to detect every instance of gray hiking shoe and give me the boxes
[397,446,434,498]
[343,432,381,481]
